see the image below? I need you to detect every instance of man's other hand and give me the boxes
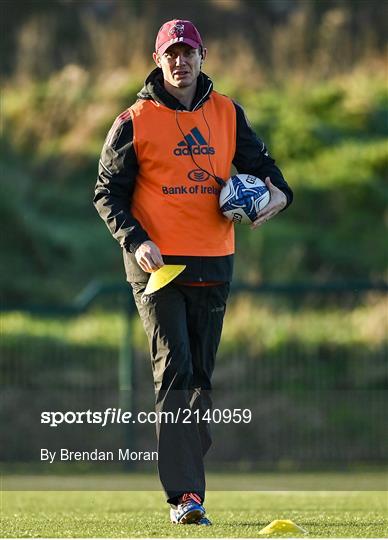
[250,176,287,230]
[135,241,164,273]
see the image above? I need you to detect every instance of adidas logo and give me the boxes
[173,127,215,156]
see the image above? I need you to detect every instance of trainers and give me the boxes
[197,516,212,526]
[170,493,205,524]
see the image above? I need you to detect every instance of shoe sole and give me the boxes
[179,508,205,524]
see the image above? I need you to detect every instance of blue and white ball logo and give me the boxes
[219,174,270,224]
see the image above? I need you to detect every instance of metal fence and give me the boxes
[1,281,387,467]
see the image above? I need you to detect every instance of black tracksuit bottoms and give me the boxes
[131,281,230,505]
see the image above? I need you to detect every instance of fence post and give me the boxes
[118,296,135,469]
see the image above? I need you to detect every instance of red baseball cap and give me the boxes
[155,19,203,56]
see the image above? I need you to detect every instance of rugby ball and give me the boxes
[219,174,270,224]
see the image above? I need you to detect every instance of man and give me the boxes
[94,19,293,525]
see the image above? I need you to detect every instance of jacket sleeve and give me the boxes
[93,113,150,253]
[232,101,293,208]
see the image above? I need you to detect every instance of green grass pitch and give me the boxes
[1,487,387,537]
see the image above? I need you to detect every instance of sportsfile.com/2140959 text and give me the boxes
[40,408,253,427]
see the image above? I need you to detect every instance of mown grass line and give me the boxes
[1,488,386,537]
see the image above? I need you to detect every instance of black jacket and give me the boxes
[94,68,293,283]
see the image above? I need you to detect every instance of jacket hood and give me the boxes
[137,67,213,111]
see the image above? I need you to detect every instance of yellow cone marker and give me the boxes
[143,265,186,296]
[258,519,307,536]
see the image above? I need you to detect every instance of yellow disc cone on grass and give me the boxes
[258,519,307,536]
[143,265,186,296]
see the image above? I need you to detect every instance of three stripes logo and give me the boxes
[173,127,215,156]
